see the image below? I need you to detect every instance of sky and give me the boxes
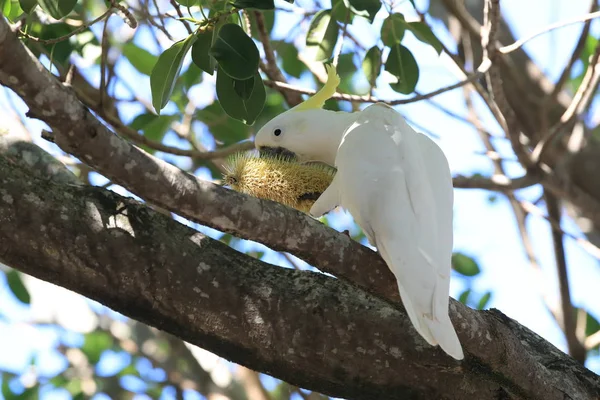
[0,0,599,398]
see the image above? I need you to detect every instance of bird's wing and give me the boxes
[310,172,341,218]
[413,132,454,321]
[335,104,463,359]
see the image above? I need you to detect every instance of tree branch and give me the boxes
[1,155,599,400]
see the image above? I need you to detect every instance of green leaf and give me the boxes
[231,0,274,10]
[81,331,113,364]
[342,0,380,22]
[36,23,75,64]
[1,0,11,15]
[331,0,353,23]
[362,46,381,86]
[451,252,481,276]
[210,23,259,80]
[337,52,357,76]
[6,0,25,20]
[191,31,216,75]
[150,34,197,114]
[306,10,339,62]
[49,375,69,388]
[196,102,249,146]
[122,43,158,76]
[38,0,76,19]
[585,310,600,338]
[275,41,304,78]
[180,63,203,90]
[407,21,443,54]
[6,270,31,304]
[458,289,471,305]
[130,113,177,145]
[380,13,406,47]
[385,43,419,94]
[477,292,492,310]
[216,68,265,125]
[19,0,37,13]
[175,0,196,5]
[233,76,255,100]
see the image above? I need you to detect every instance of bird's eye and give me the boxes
[273,128,282,137]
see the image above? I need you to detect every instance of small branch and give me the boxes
[99,14,113,109]
[544,193,586,363]
[483,0,533,168]
[548,1,598,101]
[169,0,193,34]
[452,171,539,191]
[263,66,488,106]
[499,10,600,54]
[586,330,600,351]
[332,10,351,67]
[531,39,600,164]
[18,7,114,44]
[519,200,600,260]
[85,99,254,159]
[253,11,303,107]
[237,367,272,400]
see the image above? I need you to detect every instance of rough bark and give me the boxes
[1,13,600,400]
[1,155,599,400]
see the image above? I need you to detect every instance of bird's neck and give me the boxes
[312,111,356,166]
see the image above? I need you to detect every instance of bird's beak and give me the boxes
[259,146,297,160]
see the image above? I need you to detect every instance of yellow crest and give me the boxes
[292,64,340,112]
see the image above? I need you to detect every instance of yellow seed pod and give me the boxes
[222,152,336,213]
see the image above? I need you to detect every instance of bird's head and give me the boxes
[255,65,343,164]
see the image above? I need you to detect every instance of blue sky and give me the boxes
[0,0,599,398]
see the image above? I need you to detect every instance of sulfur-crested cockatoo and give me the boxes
[254,65,464,360]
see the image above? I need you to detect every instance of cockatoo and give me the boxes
[254,65,464,360]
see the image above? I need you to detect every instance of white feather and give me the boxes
[311,104,464,360]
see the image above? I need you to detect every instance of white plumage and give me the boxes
[254,66,463,360]
[310,104,463,360]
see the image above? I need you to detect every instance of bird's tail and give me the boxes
[422,314,464,360]
[396,280,464,360]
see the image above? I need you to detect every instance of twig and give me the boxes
[332,9,351,67]
[531,40,600,164]
[263,66,488,105]
[99,14,113,109]
[483,0,533,168]
[18,7,114,44]
[169,0,193,34]
[253,11,303,107]
[586,329,600,350]
[236,367,272,400]
[548,1,598,102]
[111,0,138,29]
[151,0,174,40]
[87,100,254,159]
[499,10,600,54]
[544,193,586,363]
[519,200,600,260]
[452,172,539,191]
[282,252,303,270]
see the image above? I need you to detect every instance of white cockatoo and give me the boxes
[254,65,464,360]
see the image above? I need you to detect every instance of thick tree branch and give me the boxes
[1,156,599,400]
